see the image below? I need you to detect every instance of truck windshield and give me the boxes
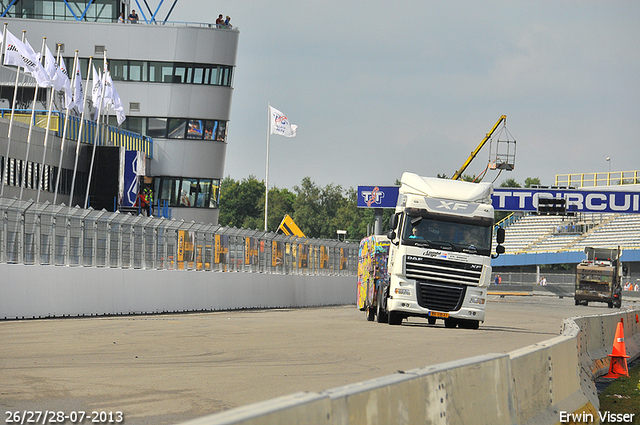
[401,215,492,256]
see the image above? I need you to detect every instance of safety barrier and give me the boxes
[178,309,640,425]
[0,198,357,275]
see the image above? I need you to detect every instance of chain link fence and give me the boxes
[0,198,357,275]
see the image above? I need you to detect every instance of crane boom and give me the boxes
[452,115,506,180]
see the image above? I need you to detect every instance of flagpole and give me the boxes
[67,54,91,206]
[19,37,47,200]
[84,51,108,209]
[1,30,27,198]
[264,103,270,232]
[37,43,62,203]
[54,51,80,205]
[0,23,8,194]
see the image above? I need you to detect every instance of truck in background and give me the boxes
[375,172,504,329]
[575,246,624,308]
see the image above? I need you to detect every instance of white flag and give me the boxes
[269,105,297,138]
[44,45,71,98]
[91,65,103,120]
[105,71,126,125]
[69,58,83,110]
[4,31,51,88]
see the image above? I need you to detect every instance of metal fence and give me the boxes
[0,198,357,275]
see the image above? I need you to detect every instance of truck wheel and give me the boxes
[366,306,375,321]
[608,301,614,309]
[388,311,403,326]
[444,318,457,328]
[376,287,388,323]
[427,316,437,325]
[574,300,579,306]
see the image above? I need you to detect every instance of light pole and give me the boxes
[606,157,611,173]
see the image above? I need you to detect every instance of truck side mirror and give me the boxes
[387,230,397,241]
[492,227,505,259]
[389,213,399,231]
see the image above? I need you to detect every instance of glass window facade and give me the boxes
[109,117,228,142]
[157,177,220,209]
[68,58,234,87]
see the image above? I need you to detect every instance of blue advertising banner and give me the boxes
[123,150,143,207]
[492,188,640,213]
[357,186,400,209]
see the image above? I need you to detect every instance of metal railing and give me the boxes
[0,198,357,275]
[0,109,154,158]
[555,170,640,187]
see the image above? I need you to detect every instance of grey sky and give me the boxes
[172,1,640,191]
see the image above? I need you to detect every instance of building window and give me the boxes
[64,58,234,87]
[112,116,228,142]
[157,177,220,208]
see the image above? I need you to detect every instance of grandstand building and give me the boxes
[0,0,238,224]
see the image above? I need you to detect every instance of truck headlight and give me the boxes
[469,297,485,305]
[394,288,411,296]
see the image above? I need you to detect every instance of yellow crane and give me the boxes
[452,115,507,181]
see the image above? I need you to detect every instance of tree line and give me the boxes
[218,175,541,241]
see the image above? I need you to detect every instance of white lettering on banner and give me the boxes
[610,193,630,211]
[514,192,532,208]
[493,189,640,213]
[566,193,584,210]
[361,187,385,207]
[586,193,607,211]
[493,191,510,208]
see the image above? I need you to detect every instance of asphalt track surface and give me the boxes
[2,296,637,425]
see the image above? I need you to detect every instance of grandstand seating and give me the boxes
[496,213,640,253]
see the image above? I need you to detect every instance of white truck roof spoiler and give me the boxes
[400,172,493,204]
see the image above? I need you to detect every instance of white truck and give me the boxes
[380,173,505,329]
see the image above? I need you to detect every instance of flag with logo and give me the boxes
[105,70,126,125]
[69,58,83,111]
[269,105,297,138]
[3,31,51,88]
[91,65,104,120]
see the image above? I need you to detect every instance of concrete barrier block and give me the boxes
[176,392,330,425]
[326,373,422,425]
[405,354,515,425]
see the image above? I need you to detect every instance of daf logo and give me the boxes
[470,264,482,270]
[436,200,469,210]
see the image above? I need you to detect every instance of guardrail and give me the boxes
[178,309,640,425]
[0,198,357,275]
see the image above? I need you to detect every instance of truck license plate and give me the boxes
[429,311,449,318]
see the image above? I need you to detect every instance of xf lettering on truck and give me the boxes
[436,201,469,211]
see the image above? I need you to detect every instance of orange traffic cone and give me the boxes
[603,320,630,378]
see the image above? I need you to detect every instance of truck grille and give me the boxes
[405,255,482,312]
[416,281,466,311]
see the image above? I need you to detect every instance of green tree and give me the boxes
[524,177,541,188]
[293,177,324,237]
[218,175,265,229]
[265,187,297,232]
[500,178,521,188]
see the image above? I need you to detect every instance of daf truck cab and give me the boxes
[381,173,505,329]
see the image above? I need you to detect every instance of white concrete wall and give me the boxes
[0,263,355,319]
